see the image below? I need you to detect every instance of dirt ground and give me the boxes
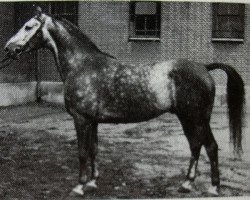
[0,102,249,199]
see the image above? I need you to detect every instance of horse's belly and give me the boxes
[96,103,168,123]
[96,65,176,122]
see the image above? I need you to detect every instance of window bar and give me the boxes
[134,14,136,37]
[48,3,52,14]
[155,16,158,37]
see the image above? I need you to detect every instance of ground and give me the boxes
[0,103,249,199]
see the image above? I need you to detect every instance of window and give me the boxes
[129,1,161,40]
[212,3,245,42]
[15,2,35,29]
[50,1,79,25]
[15,2,79,27]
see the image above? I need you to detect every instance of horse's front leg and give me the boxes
[85,122,99,190]
[71,117,96,196]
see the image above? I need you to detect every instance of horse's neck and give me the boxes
[47,20,95,82]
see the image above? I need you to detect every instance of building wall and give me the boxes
[0,2,249,82]
[0,3,37,83]
[0,2,249,107]
[38,2,250,85]
[75,2,250,86]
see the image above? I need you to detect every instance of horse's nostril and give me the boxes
[15,48,22,54]
[4,47,9,52]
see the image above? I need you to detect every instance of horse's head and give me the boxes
[4,6,48,59]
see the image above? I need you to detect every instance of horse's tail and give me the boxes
[206,63,245,158]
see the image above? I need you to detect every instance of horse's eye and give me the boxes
[25,26,32,31]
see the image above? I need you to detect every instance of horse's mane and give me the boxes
[55,17,116,59]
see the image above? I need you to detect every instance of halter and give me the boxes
[0,14,45,70]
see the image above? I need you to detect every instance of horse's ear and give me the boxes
[35,6,42,17]
[33,5,46,23]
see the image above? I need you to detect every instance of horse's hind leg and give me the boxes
[203,124,220,195]
[178,117,203,192]
[178,116,220,195]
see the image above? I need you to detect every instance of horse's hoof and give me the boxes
[178,180,193,193]
[85,180,97,191]
[207,185,219,196]
[71,184,84,196]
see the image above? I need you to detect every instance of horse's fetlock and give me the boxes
[212,178,220,187]
[79,174,88,184]
[188,176,195,182]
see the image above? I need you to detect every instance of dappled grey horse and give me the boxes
[4,7,245,196]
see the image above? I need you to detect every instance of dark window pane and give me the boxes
[228,4,241,15]
[51,2,65,14]
[217,4,230,15]
[135,15,146,30]
[15,2,35,28]
[66,3,77,13]
[212,3,245,40]
[51,1,78,25]
[130,1,161,39]
[217,16,230,31]
[136,30,146,35]
[146,15,157,30]
[145,31,157,36]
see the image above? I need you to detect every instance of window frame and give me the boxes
[129,1,161,41]
[212,3,245,43]
[50,1,79,25]
[15,2,79,28]
[14,2,34,30]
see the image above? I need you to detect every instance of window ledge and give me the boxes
[129,37,160,42]
[212,38,244,43]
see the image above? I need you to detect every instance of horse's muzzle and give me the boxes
[4,44,23,59]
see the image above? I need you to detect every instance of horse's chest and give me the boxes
[65,72,99,117]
